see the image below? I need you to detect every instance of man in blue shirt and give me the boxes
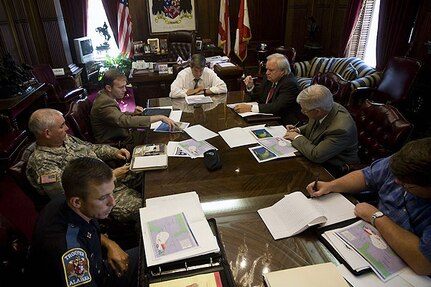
[308,137,431,275]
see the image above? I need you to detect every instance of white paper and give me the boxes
[185,95,213,105]
[218,124,265,148]
[140,192,220,267]
[150,110,183,129]
[311,193,356,227]
[265,125,288,138]
[227,102,273,117]
[167,141,191,157]
[184,124,218,141]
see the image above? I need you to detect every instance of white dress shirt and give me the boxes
[169,67,228,98]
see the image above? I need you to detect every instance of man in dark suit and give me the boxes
[234,53,301,124]
[284,84,359,176]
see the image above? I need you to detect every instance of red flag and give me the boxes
[218,0,231,56]
[234,0,251,62]
[118,0,133,58]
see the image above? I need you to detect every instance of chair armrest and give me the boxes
[63,88,87,102]
[348,86,376,108]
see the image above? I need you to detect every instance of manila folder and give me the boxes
[263,262,348,287]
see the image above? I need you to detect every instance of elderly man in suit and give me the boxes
[284,84,359,176]
[234,53,301,125]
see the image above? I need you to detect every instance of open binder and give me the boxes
[141,218,235,287]
[316,218,371,276]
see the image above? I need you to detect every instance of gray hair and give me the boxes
[28,108,63,137]
[267,53,291,74]
[189,54,206,69]
[296,84,334,112]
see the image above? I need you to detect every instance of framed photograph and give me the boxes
[143,44,151,54]
[158,63,168,74]
[146,0,197,34]
[159,38,168,54]
[147,38,160,53]
[133,41,144,54]
[195,40,202,51]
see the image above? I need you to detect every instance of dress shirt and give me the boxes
[169,67,227,98]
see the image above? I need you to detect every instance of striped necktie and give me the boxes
[265,83,276,103]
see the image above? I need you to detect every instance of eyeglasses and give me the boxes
[301,108,316,114]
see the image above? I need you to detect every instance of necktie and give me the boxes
[265,84,276,104]
[193,78,200,89]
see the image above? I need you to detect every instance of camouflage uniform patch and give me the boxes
[62,248,92,287]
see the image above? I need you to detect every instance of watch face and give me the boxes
[374,211,384,218]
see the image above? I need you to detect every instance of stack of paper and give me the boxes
[185,95,213,105]
[227,102,273,117]
[258,192,356,239]
[140,191,220,267]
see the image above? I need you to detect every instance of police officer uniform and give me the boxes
[28,196,107,286]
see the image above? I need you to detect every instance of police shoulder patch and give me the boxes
[62,247,92,287]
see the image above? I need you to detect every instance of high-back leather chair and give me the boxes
[167,30,196,61]
[32,64,86,113]
[312,72,351,106]
[344,99,413,174]
[350,57,422,113]
[65,96,95,143]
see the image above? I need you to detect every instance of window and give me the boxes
[345,0,380,67]
[87,0,119,60]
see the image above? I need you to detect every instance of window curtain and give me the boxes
[340,0,362,57]
[60,0,88,63]
[102,0,119,46]
[345,0,375,59]
[60,0,88,38]
[375,0,420,70]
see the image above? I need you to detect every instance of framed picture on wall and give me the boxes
[146,0,197,34]
[147,38,160,53]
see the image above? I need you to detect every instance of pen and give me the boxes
[293,121,301,128]
[313,174,319,192]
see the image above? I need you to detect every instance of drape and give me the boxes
[102,0,119,46]
[340,0,362,57]
[375,0,420,70]
[60,0,88,38]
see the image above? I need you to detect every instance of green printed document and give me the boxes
[335,220,406,281]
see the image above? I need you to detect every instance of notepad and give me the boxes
[129,143,168,171]
[258,192,356,239]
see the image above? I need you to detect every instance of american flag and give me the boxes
[118,0,133,58]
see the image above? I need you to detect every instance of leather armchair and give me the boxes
[65,96,96,143]
[312,72,351,106]
[0,115,28,172]
[349,57,422,113]
[342,99,413,174]
[32,64,87,113]
[167,30,196,61]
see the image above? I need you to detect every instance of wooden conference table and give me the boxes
[140,91,338,286]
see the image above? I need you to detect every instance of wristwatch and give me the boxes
[371,211,384,227]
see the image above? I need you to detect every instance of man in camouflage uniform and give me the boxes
[26,108,142,222]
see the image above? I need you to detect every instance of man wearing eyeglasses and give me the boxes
[283,84,359,176]
[307,137,431,275]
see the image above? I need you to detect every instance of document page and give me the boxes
[218,124,264,148]
[140,191,220,267]
[310,193,356,227]
[227,102,273,117]
[258,191,326,239]
[184,124,218,141]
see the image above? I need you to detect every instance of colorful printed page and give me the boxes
[147,212,198,258]
[178,139,217,158]
[335,220,406,281]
